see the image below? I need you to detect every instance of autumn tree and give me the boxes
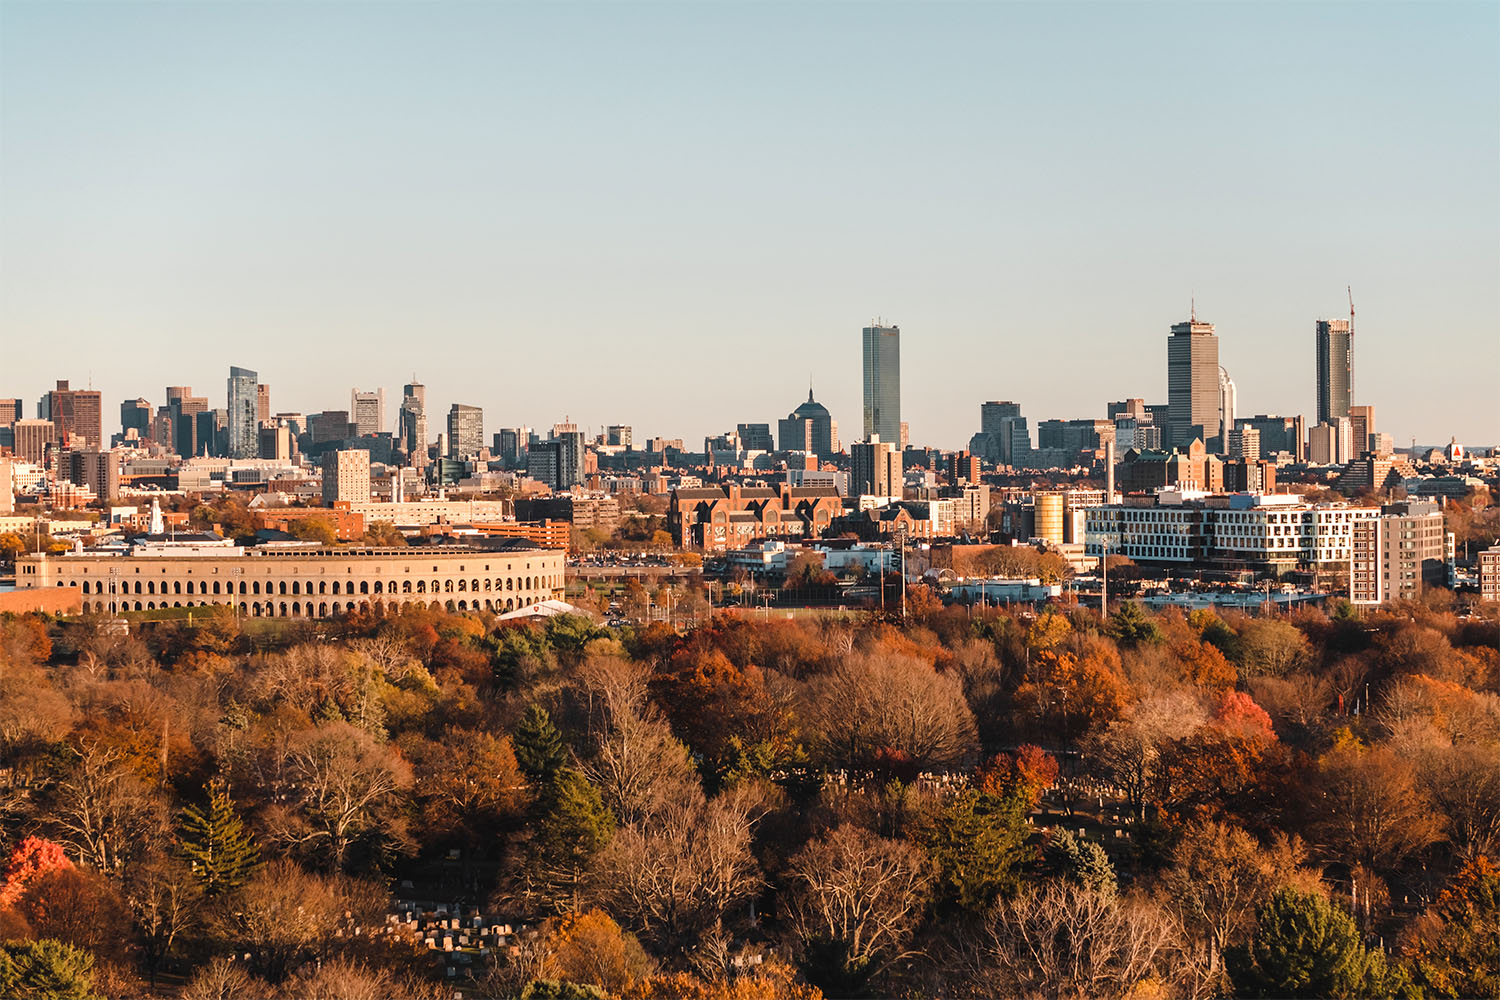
[0,939,99,1000]
[1309,744,1442,874]
[1236,619,1312,678]
[1405,854,1500,999]
[49,742,169,880]
[217,859,342,982]
[783,825,934,996]
[403,728,529,850]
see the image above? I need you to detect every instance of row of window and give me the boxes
[70,574,553,596]
[79,595,543,618]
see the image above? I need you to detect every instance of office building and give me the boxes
[975,400,1031,467]
[447,404,485,460]
[13,419,55,464]
[526,441,563,490]
[1350,502,1447,605]
[1236,414,1306,462]
[862,323,901,444]
[227,366,259,459]
[1309,419,1353,466]
[1037,419,1115,454]
[119,398,152,441]
[1167,314,1220,446]
[737,423,774,452]
[1218,367,1236,448]
[1316,318,1353,426]
[400,381,428,467]
[495,428,528,466]
[851,437,902,499]
[551,421,585,488]
[165,387,209,457]
[309,411,353,445]
[1227,427,1260,462]
[40,380,103,449]
[605,425,633,449]
[351,389,385,437]
[778,389,838,459]
[259,421,293,462]
[322,449,372,505]
[256,384,271,423]
[1348,405,1375,455]
[0,457,11,514]
[0,399,20,427]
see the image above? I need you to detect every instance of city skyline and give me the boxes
[2,2,1496,446]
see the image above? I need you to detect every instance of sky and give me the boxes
[2,1,1497,451]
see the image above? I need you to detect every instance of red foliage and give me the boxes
[0,836,73,908]
[978,744,1060,808]
[1213,690,1276,741]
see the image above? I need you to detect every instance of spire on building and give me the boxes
[148,498,165,535]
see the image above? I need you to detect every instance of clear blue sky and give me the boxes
[2,1,1496,449]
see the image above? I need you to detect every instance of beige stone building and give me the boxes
[17,542,565,619]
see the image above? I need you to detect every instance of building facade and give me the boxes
[1167,316,1220,447]
[1316,318,1352,426]
[778,390,838,459]
[1350,501,1447,606]
[851,438,902,498]
[17,543,564,619]
[322,449,372,505]
[862,324,901,444]
[227,366,259,459]
[447,404,485,460]
[351,389,385,437]
[1480,545,1500,605]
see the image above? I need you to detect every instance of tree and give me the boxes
[1158,821,1321,978]
[287,517,338,545]
[591,788,763,957]
[1045,830,1117,899]
[1108,600,1163,646]
[0,837,73,908]
[918,785,1031,913]
[0,939,99,1000]
[1014,646,1129,745]
[123,851,202,989]
[965,882,1186,1000]
[1310,744,1442,873]
[217,859,342,982]
[1236,619,1312,678]
[1405,854,1500,999]
[515,704,570,791]
[361,521,407,547]
[179,956,271,1000]
[15,867,132,966]
[1227,888,1395,999]
[511,769,616,917]
[783,825,934,995]
[179,778,261,897]
[50,742,169,880]
[404,728,530,850]
[536,909,651,995]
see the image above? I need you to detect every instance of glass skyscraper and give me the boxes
[1316,318,1352,426]
[226,366,258,459]
[862,323,901,444]
[1166,318,1219,447]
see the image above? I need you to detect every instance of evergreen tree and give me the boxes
[1045,829,1118,899]
[179,778,261,897]
[514,704,568,790]
[0,939,99,1000]
[527,768,615,915]
[921,786,1031,913]
[1108,600,1164,647]
[1227,888,1394,999]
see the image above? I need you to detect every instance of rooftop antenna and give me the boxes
[1348,285,1355,332]
[1191,295,1196,323]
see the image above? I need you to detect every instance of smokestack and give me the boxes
[1105,439,1115,502]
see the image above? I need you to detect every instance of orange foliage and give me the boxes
[978,744,1060,808]
[1212,690,1275,741]
[653,647,769,762]
[0,836,73,908]
[621,963,823,1000]
[1014,648,1130,737]
[1173,638,1237,694]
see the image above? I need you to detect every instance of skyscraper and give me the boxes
[1316,318,1352,426]
[862,323,901,444]
[1166,314,1220,447]
[447,404,484,460]
[322,449,371,505]
[119,398,151,441]
[399,381,427,467]
[40,380,103,449]
[351,388,385,437]
[227,366,259,459]
[977,400,1031,467]
[851,437,902,498]
[1218,366,1236,448]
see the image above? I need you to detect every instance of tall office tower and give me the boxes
[256,384,271,423]
[526,440,563,490]
[551,420,585,488]
[1316,318,1352,426]
[198,409,227,457]
[309,411,352,444]
[322,449,371,505]
[737,423,774,451]
[851,437,902,498]
[0,399,21,426]
[978,400,1030,467]
[119,398,151,441]
[1348,404,1375,455]
[605,425,633,448]
[1166,313,1220,447]
[1218,367,1236,448]
[399,381,427,467]
[447,404,484,460]
[259,421,292,461]
[165,388,208,457]
[779,390,837,459]
[351,388,385,437]
[40,380,103,448]
[495,428,527,466]
[227,366,259,459]
[862,323,901,444]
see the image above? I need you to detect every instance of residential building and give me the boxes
[66,449,120,502]
[1480,546,1500,604]
[862,323,901,444]
[0,457,11,514]
[351,389,385,437]
[1228,427,1260,461]
[447,404,484,460]
[227,366,259,459]
[1348,404,1375,455]
[851,437,902,499]
[256,384,271,422]
[1316,318,1353,425]
[551,422,585,488]
[1309,419,1354,466]
[1167,314,1220,446]
[527,441,563,490]
[322,449,372,505]
[1350,501,1447,605]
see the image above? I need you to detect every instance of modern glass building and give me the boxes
[861,323,901,444]
[226,366,259,459]
[1315,318,1352,426]
[1166,318,1219,447]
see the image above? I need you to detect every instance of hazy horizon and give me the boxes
[3,1,1497,450]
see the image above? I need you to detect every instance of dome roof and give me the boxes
[790,389,830,420]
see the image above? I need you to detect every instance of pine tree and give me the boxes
[179,778,260,897]
[921,786,1032,913]
[514,704,568,790]
[1045,829,1118,899]
[1227,887,1392,999]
